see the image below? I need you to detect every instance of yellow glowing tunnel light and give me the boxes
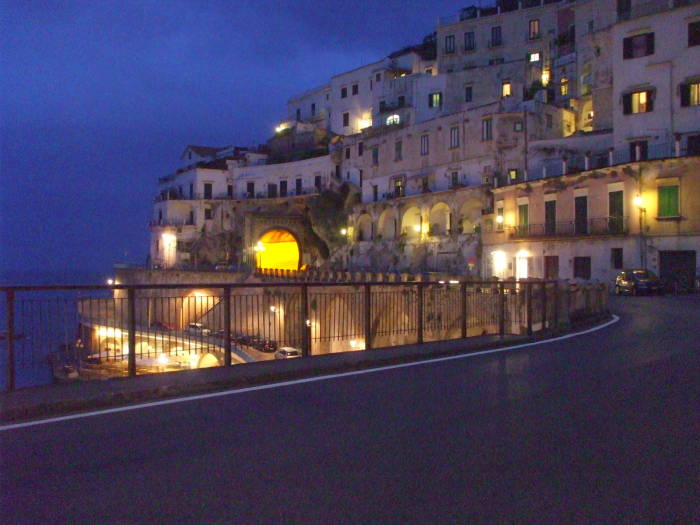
[256,229,300,270]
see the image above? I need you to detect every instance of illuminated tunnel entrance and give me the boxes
[255,229,300,270]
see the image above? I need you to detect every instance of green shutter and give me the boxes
[658,186,679,217]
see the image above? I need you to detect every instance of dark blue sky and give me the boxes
[0,0,469,279]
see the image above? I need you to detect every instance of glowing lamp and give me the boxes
[634,195,644,208]
[341,228,348,236]
[413,225,421,232]
[106,278,114,285]
[496,215,504,224]
[157,354,169,365]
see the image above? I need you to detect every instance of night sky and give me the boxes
[0,1,473,280]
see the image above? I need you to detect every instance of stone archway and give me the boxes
[255,228,301,270]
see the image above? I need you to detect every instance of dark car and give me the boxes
[255,339,278,353]
[615,269,664,295]
[150,321,174,331]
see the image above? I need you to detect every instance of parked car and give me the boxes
[150,321,174,331]
[185,323,211,336]
[614,269,664,295]
[256,339,278,353]
[275,347,301,359]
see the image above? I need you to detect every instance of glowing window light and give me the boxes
[386,114,400,126]
[492,250,508,274]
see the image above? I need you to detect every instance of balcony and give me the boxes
[510,217,629,239]
[149,219,195,228]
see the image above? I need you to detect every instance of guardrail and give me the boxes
[0,280,607,391]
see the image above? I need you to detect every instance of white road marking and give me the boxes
[1,315,620,432]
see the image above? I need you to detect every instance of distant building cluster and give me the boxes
[149,0,700,289]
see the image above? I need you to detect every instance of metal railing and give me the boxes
[510,217,629,239]
[0,279,606,391]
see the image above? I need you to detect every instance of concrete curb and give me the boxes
[0,315,610,423]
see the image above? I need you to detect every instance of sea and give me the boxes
[0,268,112,389]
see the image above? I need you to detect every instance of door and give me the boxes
[544,256,559,279]
[608,191,624,233]
[659,251,696,292]
[687,135,700,156]
[575,196,588,235]
[280,180,288,197]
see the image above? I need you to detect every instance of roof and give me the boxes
[182,145,227,159]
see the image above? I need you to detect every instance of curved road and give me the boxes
[2,296,700,523]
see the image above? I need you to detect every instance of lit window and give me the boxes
[529,19,540,40]
[502,82,512,97]
[428,92,442,108]
[386,114,400,125]
[681,82,700,107]
[560,78,569,96]
[509,169,518,181]
[623,90,654,114]
[528,52,540,63]
[541,68,551,86]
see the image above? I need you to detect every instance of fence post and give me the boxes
[541,281,548,331]
[364,284,372,350]
[223,286,231,367]
[127,288,136,377]
[460,282,468,339]
[526,282,533,336]
[5,289,15,392]
[301,285,310,357]
[498,282,505,338]
[417,283,424,344]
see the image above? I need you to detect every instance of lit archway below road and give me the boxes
[256,229,300,270]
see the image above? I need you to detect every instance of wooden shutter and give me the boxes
[623,37,632,59]
[680,84,690,107]
[622,93,632,114]
[647,90,654,112]
[646,33,655,55]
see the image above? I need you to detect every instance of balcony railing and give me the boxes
[510,217,628,239]
[149,219,195,227]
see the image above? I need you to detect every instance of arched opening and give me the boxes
[458,198,483,234]
[356,214,372,242]
[377,210,397,240]
[429,202,451,236]
[401,206,422,240]
[256,229,300,270]
[197,353,220,368]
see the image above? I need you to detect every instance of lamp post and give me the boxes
[634,195,646,269]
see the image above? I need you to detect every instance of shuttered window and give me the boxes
[658,186,679,217]
[623,33,654,59]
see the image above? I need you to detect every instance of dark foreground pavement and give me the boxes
[2,296,700,523]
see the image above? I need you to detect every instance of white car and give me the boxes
[274,347,301,359]
[185,323,211,336]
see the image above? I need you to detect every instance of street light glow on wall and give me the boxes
[634,195,644,208]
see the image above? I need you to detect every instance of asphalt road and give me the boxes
[2,296,700,524]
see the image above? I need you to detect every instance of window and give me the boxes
[227,184,233,198]
[451,171,459,187]
[267,183,277,198]
[341,87,348,98]
[680,82,700,107]
[203,183,212,199]
[295,178,302,195]
[449,126,460,149]
[658,186,680,217]
[428,92,442,108]
[398,96,405,107]
[623,90,654,114]
[502,82,512,98]
[314,175,322,189]
[358,142,364,156]
[528,52,540,63]
[343,112,350,127]
[546,114,553,129]
[386,114,400,125]
[509,169,518,182]
[345,147,350,160]
[375,73,381,82]
[372,147,379,166]
[514,121,523,132]
[420,134,429,156]
[575,196,588,235]
[496,206,504,231]
[482,118,493,141]
[247,182,254,198]
[311,103,316,116]
[445,34,456,54]
[491,26,502,47]
[204,207,213,220]
[573,257,592,280]
[623,33,655,59]
[545,200,556,235]
[560,78,569,97]
[518,204,529,232]
[352,84,358,96]
[464,31,475,51]
[379,100,387,112]
[421,177,429,192]
[529,19,540,40]
[188,210,194,225]
[690,21,700,47]
[464,85,473,102]
[425,68,433,75]
[629,140,648,161]
[372,185,378,202]
[296,108,301,120]
[189,183,194,198]
[394,178,404,197]
[611,248,623,269]
[280,180,287,197]
[394,140,403,161]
